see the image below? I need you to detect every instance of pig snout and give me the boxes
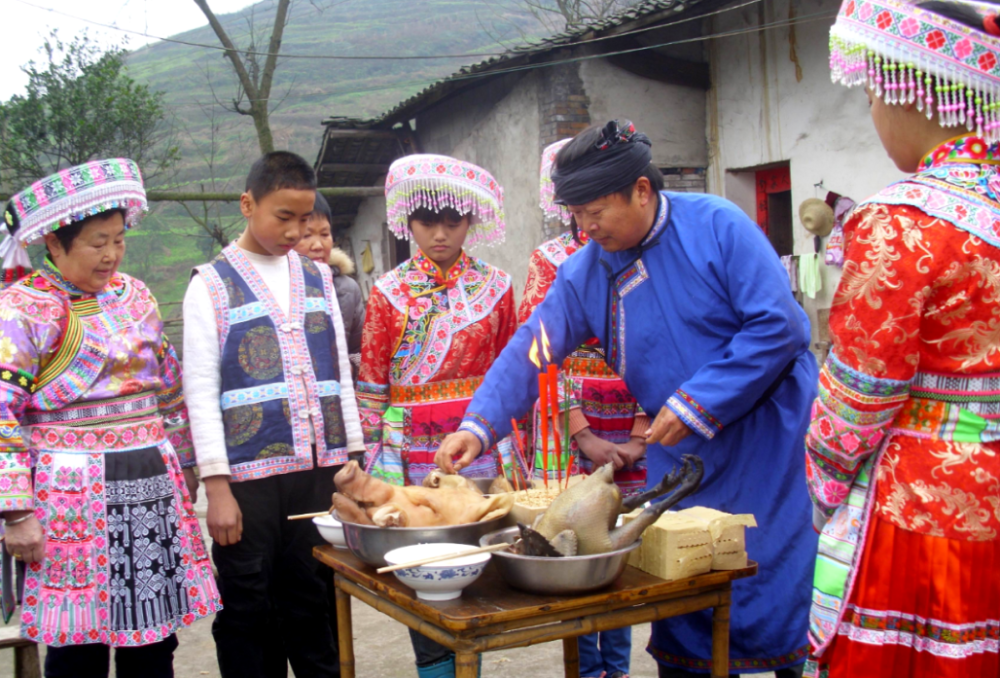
[334,460,361,492]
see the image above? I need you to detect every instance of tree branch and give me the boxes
[259,0,291,103]
[192,0,260,101]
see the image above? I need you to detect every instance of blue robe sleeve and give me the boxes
[460,268,592,451]
[665,203,811,440]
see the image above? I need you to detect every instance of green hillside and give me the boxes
[127,0,542,184]
[112,0,543,319]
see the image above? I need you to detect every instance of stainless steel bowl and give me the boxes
[480,526,641,595]
[336,512,506,567]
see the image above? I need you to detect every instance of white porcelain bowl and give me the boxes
[313,514,347,549]
[383,543,490,601]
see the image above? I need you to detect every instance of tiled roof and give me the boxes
[322,0,707,127]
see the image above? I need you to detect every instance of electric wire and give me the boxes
[10,0,762,62]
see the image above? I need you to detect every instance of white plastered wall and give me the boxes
[580,58,709,168]
[706,0,905,351]
[414,73,543,296]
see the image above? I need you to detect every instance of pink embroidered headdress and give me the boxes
[540,139,572,225]
[4,158,147,245]
[384,154,505,248]
[830,0,1000,142]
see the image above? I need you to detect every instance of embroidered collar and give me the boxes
[39,256,89,297]
[918,135,1000,173]
[639,192,670,248]
[412,249,470,287]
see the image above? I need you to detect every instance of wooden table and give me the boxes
[315,546,756,678]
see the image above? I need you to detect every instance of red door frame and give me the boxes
[755,166,791,235]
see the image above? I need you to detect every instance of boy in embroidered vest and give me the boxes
[358,153,519,490]
[357,154,517,678]
[183,151,363,678]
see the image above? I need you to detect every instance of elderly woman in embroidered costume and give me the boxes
[0,159,219,678]
[806,2,1000,677]
[520,138,649,678]
[357,154,520,490]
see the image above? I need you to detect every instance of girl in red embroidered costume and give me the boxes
[357,154,519,489]
[808,2,1000,676]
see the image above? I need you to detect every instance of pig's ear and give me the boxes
[480,494,514,522]
[372,504,408,528]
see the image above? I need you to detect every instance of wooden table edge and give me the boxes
[315,545,756,633]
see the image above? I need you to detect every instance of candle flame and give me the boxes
[540,322,552,364]
[529,338,541,368]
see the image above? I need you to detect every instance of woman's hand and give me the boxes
[204,477,242,547]
[435,431,483,474]
[646,406,693,447]
[573,427,625,470]
[182,468,200,504]
[617,436,647,468]
[4,512,45,563]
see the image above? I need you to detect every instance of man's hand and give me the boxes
[646,406,693,447]
[182,468,200,504]
[435,431,483,474]
[617,436,647,468]
[204,476,242,547]
[4,512,45,563]
[573,427,625,470]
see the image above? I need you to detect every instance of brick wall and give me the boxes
[538,63,592,239]
[538,62,592,150]
[661,167,706,193]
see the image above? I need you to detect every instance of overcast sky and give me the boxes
[1,0,254,100]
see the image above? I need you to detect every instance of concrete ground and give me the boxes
[0,491,776,678]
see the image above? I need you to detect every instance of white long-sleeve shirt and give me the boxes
[183,247,363,479]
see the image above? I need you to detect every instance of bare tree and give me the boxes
[192,0,292,154]
[176,102,252,251]
[478,0,641,46]
[531,0,639,29]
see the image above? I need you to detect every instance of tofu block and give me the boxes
[679,506,757,570]
[622,510,713,581]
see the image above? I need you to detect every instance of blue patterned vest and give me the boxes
[196,245,349,482]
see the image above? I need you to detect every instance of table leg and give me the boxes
[455,651,479,678]
[711,603,731,678]
[562,636,580,678]
[335,582,356,678]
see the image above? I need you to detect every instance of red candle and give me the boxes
[538,372,549,489]
[547,363,562,487]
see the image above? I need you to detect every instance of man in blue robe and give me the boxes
[436,121,818,677]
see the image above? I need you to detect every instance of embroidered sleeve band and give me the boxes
[459,412,497,454]
[667,390,722,441]
[805,351,912,517]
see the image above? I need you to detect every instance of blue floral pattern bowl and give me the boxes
[383,543,491,601]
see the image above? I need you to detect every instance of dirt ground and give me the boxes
[0,492,777,678]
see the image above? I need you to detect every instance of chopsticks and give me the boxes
[376,542,512,574]
[288,510,332,521]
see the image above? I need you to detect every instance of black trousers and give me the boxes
[408,627,453,667]
[44,635,178,678]
[658,663,805,678]
[212,464,340,678]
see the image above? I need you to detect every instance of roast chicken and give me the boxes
[519,454,704,556]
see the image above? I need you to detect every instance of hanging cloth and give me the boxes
[799,253,822,299]
[780,255,799,293]
[824,196,855,268]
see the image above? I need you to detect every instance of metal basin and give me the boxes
[336,512,506,567]
[480,526,641,595]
